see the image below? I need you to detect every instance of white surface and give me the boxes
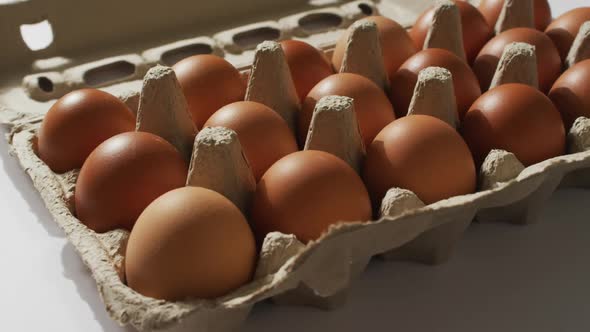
[1,1,589,331]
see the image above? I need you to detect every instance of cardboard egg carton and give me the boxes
[2,0,590,331]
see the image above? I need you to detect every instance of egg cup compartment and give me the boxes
[4,1,590,331]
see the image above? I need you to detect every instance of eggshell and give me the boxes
[299,73,395,147]
[75,132,188,232]
[545,7,590,61]
[173,54,246,129]
[125,186,256,301]
[478,0,552,31]
[204,101,298,180]
[549,59,590,129]
[280,40,334,102]
[363,115,476,206]
[410,1,492,63]
[473,27,561,92]
[37,89,135,173]
[462,83,565,167]
[332,16,417,79]
[250,150,372,243]
[390,48,481,120]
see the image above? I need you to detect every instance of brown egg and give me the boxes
[462,83,565,166]
[75,132,188,232]
[546,7,590,61]
[363,115,476,206]
[549,59,590,129]
[204,101,298,180]
[251,150,372,243]
[125,186,256,301]
[478,0,552,31]
[280,40,334,102]
[390,48,481,120]
[37,89,135,173]
[332,16,417,79]
[410,0,492,63]
[473,27,561,92]
[299,73,395,148]
[173,54,246,129]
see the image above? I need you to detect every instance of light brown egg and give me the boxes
[462,83,565,167]
[390,48,481,120]
[299,73,395,147]
[332,16,417,79]
[478,0,552,31]
[173,54,246,129]
[125,186,256,301]
[204,101,298,181]
[410,0,492,63]
[549,59,590,129]
[545,7,590,61]
[473,27,561,92]
[75,132,188,232]
[280,40,334,102]
[363,115,476,206]
[250,150,372,243]
[37,89,135,173]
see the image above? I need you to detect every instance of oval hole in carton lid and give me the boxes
[37,76,53,93]
[161,43,214,66]
[357,3,373,16]
[233,27,281,49]
[83,61,136,86]
[298,13,343,34]
[20,19,54,51]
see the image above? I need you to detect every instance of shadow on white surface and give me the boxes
[61,242,135,332]
[243,189,590,332]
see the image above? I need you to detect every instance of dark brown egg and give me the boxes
[462,83,565,166]
[545,7,590,61]
[473,27,561,92]
[332,16,417,79]
[549,59,590,129]
[363,115,476,206]
[204,101,298,181]
[299,73,395,148]
[173,54,246,129]
[478,0,552,31]
[75,132,188,233]
[280,40,334,102]
[390,48,481,120]
[251,150,372,243]
[126,186,256,301]
[37,89,135,173]
[410,0,492,63]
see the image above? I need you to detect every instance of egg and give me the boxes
[390,48,481,120]
[125,186,256,300]
[478,0,552,31]
[462,83,565,166]
[545,7,590,61]
[473,27,561,92]
[37,89,135,173]
[299,73,395,147]
[332,16,417,79]
[363,115,476,206]
[251,150,372,243]
[203,101,298,180]
[173,54,246,129]
[549,59,590,129]
[75,132,188,232]
[280,40,334,102]
[410,0,492,63]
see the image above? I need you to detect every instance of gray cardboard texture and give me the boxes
[1,0,590,331]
